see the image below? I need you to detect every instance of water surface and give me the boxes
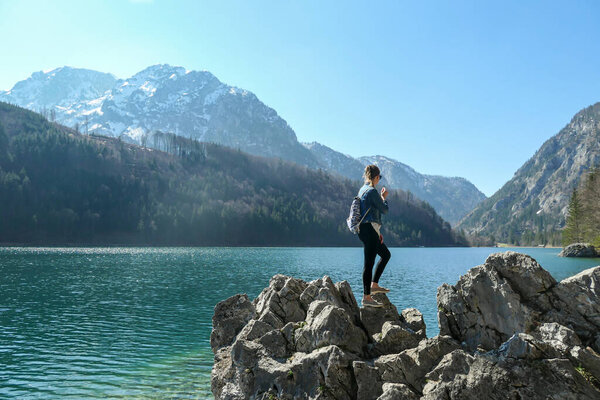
[1,246,598,399]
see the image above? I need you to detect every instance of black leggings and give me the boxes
[358,223,391,295]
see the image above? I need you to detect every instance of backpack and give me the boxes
[346,196,371,234]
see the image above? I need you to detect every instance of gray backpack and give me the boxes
[346,196,370,234]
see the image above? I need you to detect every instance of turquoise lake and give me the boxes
[1,246,599,399]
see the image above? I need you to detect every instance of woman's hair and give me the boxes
[363,164,380,184]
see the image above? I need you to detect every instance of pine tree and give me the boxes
[562,189,584,246]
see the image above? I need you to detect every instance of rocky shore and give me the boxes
[210,251,600,399]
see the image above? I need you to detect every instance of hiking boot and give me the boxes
[362,298,384,308]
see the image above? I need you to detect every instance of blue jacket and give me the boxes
[358,184,388,224]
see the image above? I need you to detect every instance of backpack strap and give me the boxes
[358,207,371,225]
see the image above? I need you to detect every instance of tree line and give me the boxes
[0,101,467,247]
[562,167,600,247]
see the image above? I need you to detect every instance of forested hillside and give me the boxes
[562,167,600,247]
[0,102,466,247]
[458,102,600,246]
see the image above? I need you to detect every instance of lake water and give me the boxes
[1,246,598,399]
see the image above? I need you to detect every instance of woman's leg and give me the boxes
[358,224,378,295]
[372,241,391,284]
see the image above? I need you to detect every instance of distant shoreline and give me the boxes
[0,243,561,249]
[496,243,562,249]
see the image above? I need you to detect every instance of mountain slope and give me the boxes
[0,66,117,110]
[1,65,317,167]
[303,142,486,224]
[1,65,485,223]
[458,102,600,245]
[0,102,466,247]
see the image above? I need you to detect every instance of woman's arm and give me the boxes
[369,188,389,214]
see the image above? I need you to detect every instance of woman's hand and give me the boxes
[381,186,388,199]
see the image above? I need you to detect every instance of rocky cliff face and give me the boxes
[458,103,600,243]
[211,252,600,399]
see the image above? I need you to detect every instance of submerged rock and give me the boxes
[211,252,600,399]
[559,243,599,257]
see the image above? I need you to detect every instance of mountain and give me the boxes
[0,101,466,246]
[1,64,485,223]
[0,66,117,111]
[1,64,317,166]
[458,102,600,245]
[303,142,486,224]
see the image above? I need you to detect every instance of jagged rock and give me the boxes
[532,323,600,383]
[496,332,559,360]
[211,294,256,352]
[401,308,426,337]
[359,292,402,338]
[254,275,308,326]
[376,383,419,400]
[353,361,383,400]
[422,349,475,391]
[421,353,600,399]
[212,254,600,399]
[374,336,461,392]
[547,266,600,350]
[437,251,600,352]
[559,243,599,257]
[294,303,367,354]
[212,275,376,399]
[370,321,423,357]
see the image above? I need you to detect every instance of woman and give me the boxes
[357,164,391,308]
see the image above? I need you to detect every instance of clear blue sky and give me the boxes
[1,0,599,196]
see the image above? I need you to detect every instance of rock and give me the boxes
[534,322,582,353]
[422,349,475,394]
[374,335,461,392]
[211,294,256,352]
[212,256,600,399]
[496,332,559,360]
[559,243,599,257]
[253,275,307,325]
[376,383,419,400]
[401,308,426,337]
[294,303,367,355]
[421,354,600,400]
[369,321,422,357]
[438,251,600,352]
[437,252,545,351]
[211,275,375,399]
[359,292,402,338]
[547,266,600,350]
[353,361,383,400]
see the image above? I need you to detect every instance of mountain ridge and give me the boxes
[457,102,600,245]
[0,64,485,223]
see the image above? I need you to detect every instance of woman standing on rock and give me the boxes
[357,164,391,308]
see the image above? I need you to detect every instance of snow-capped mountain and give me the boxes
[1,64,486,223]
[1,64,316,166]
[303,141,486,224]
[0,66,117,111]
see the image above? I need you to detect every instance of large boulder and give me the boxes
[559,243,599,257]
[437,251,600,352]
